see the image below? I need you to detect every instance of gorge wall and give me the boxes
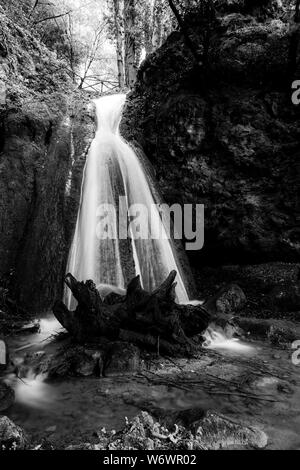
[0,1,299,312]
[121,0,300,269]
[0,6,95,311]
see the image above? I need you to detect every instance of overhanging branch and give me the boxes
[167,0,203,65]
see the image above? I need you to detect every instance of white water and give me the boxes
[203,327,255,355]
[12,373,56,409]
[5,318,62,409]
[65,94,189,308]
[63,94,254,356]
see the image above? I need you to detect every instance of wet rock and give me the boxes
[234,317,271,337]
[252,376,293,396]
[104,342,141,377]
[268,325,297,348]
[195,412,268,449]
[49,346,105,378]
[19,346,104,378]
[0,381,14,411]
[0,416,27,450]
[252,376,279,393]
[19,351,52,378]
[234,316,298,347]
[73,349,103,377]
[215,284,247,314]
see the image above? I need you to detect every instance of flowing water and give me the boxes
[5,323,300,450]
[63,93,250,354]
[65,94,189,308]
[203,327,255,354]
[5,95,292,448]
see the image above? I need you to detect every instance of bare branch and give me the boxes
[33,10,72,25]
[166,0,202,64]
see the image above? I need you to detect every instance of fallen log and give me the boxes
[53,271,211,353]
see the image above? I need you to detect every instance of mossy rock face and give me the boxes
[0,6,96,311]
[121,5,300,267]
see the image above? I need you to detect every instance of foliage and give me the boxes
[0,0,115,90]
[2,0,297,92]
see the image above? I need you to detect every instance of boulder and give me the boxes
[195,411,268,450]
[215,284,247,314]
[203,283,247,317]
[0,416,27,450]
[234,316,298,347]
[73,349,104,377]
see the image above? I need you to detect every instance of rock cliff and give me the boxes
[0,6,95,310]
[121,1,300,268]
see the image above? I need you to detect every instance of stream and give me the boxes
[3,314,300,450]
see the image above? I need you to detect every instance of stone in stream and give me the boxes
[234,317,298,348]
[215,284,247,315]
[0,416,27,450]
[195,411,268,450]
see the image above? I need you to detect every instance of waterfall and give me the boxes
[65,94,190,308]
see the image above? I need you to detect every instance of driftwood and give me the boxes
[53,271,211,355]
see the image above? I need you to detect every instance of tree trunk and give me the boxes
[53,271,211,355]
[143,2,154,56]
[113,0,125,89]
[152,0,163,50]
[124,0,137,88]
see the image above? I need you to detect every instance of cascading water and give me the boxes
[65,94,190,308]
[203,327,255,354]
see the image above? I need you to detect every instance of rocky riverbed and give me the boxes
[0,262,299,450]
